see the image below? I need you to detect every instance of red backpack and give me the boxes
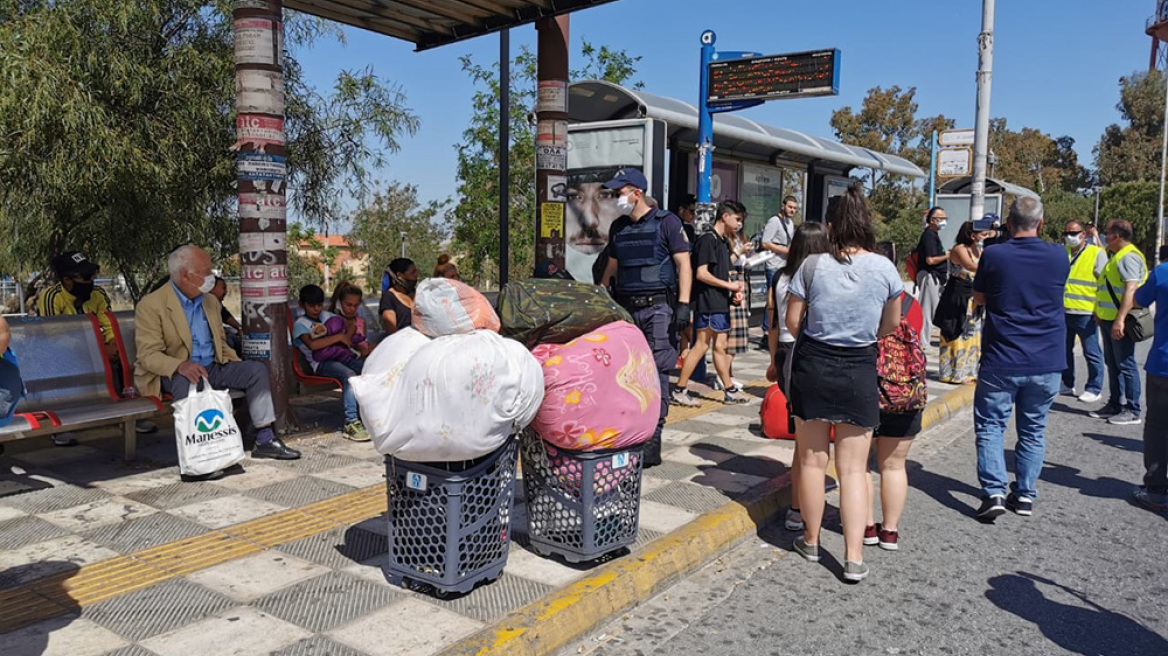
[877,292,928,413]
[905,250,920,282]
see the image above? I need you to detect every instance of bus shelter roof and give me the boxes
[568,80,927,178]
[285,0,618,50]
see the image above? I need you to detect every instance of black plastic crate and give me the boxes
[384,438,518,595]
[519,431,643,563]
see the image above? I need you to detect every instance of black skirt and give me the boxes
[790,336,880,430]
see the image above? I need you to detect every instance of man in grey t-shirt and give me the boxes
[760,195,798,335]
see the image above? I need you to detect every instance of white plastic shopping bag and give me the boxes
[174,378,245,476]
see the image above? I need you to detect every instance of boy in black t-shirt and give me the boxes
[671,201,749,405]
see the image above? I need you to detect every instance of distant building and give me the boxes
[297,235,370,288]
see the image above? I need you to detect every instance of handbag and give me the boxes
[1105,278,1155,342]
[174,377,245,476]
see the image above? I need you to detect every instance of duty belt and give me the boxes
[619,292,670,309]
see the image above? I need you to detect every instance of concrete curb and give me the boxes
[439,383,977,656]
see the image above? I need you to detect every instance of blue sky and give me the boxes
[293,0,1154,213]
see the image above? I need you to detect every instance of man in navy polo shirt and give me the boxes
[971,197,1069,521]
[1132,255,1168,511]
[599,168,693,468]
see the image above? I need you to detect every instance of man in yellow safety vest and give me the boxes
[1089,219,1149,426]
[1060,220,1108,403]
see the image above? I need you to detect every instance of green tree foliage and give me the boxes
[348,182,449,292]
[1038,188,1095,243]
[287,222,325,296]
[448,41,641,286]
[0,1,417,301]
[988,119,1091,193]
[1099,181,1159,258]
[1095,70,1165,186]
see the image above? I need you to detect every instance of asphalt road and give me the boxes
[563,373,1168,656]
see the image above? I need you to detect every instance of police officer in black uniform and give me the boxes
[599,169,693,467]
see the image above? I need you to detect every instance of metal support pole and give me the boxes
[928,130,938,207]
[499,28,510,285]
[534,16,569,275]
[233,0,290,431]
[969,0,995,222]
[1094,186,1102,225]
[1158,69,1168,263]
[696,30,717,235]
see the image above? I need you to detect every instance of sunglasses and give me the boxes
[1064,230,1083,236]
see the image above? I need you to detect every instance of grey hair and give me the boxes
[168,245,201,280]
[1008,197,1044,231]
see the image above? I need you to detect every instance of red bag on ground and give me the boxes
[761,384,795,440]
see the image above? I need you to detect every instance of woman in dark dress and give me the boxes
[379,258,417,336]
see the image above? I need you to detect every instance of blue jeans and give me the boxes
[1100,320,1141,415]
[316,359,364,424]
[761,268,780,332]
[1063,313,1104,394]
[974,370,1060,500]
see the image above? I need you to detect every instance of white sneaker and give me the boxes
[1077,391,1102,403]
[1059,384,1075,396]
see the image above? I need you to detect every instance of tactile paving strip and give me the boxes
[0,515,73,550]
[82,578,235,641]
[2,484,112,514]
[81,512,211,553]
[642,481,735,514]
[426,572,555,622]
[261,453,369,474]
[253,571,400,632]
[639,461,704,482]
[270,635,369,656]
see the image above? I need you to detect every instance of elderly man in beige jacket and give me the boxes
[135,245,299,478]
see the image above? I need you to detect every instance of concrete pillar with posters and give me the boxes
[534,16,570,273]
[233,0,291,430]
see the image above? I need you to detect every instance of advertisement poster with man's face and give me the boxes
[564,125,646,282]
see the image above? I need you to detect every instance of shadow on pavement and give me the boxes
[0,561,81,654]
[1049,400,1095,418]
[1081,431,1144,453]
[1040,460,1133,502]
[986,572,1168,656]
[906,459,981,520]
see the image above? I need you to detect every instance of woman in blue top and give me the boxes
[785,184,904,583]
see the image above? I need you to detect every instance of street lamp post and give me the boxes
[400,231,406,258]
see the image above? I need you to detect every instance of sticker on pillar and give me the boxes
[239,193,286,222]
[237,70,285,115]
[536,145,567,170]
[235,18,282,66]
[536,120,568,148]
[537,80,567,113]
[240,233,284,265]
[240,265,267,300]
[540,203,565,238]
[547,175,568,202]
[237,153,286,181]
[243,332,272,360]
[236,115,285,151]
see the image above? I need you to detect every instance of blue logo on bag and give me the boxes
[195,409,225,433]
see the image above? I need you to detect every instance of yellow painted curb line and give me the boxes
[438,382,977,656]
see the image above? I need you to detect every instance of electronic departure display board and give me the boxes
[707,49,840,103]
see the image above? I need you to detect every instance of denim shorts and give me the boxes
[695,313,731,333]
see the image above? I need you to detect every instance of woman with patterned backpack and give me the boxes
[865,283,928,552]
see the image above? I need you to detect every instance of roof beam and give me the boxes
[285,0,422,42]
[382,0,489,24]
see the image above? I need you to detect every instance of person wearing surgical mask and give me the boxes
[379,257,417,336]
[1060,220,1108,404]
[134,245,300,477]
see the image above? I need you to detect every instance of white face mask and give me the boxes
[616,192,636,214]
[196,273,216,295]
[936,219,948,229]
[1065,234,1083,248]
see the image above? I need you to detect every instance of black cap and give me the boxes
[972,214,999,232]
[51,251,99,278]
[602,168,648,191]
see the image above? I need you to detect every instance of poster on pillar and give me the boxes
[234,18,283,67]
[236,115,285,152]
[563,120,664,283]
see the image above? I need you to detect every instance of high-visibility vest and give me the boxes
[1095,243,1148,321]
[1064,244,1102,313]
